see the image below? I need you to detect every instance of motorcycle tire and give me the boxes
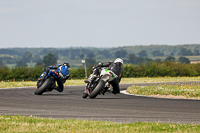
[89,80,105,99]
[34,78,52,95]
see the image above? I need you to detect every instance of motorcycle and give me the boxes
[34,64,70,95]
[82,67,118,99]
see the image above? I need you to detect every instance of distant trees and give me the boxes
[85,58,96,67]
[23,52,32,63]
[69,49,79,59]
[178,56,190,64]
[165,56,175,62]
[178,48,187,56]
[127,54,137,64]
[115,49,127,58]
[193,50,200,55]
[21,52,42,63]
[98,50,112,58]
[59,48,94,59]
[0,56,16,64]
[155,59,162,63]
[58,49,69,57]
[79,54,84,59]
[186,50,193,56]
[1,44,200,59]
[43,53,57,67]
[41,49,59,58]
[127,54,153,64]
[145,58,154,63]
[87,52,95,58]
[0,49,21,56]
[3,45,200,68]
[16,60,27,67]
[138,50,147,57]
[152,50,164,56]
[32,55,42,63]
[134,57,145,64]
[178,48,193,56]
[35,62,43,67]
[0,59,3,67]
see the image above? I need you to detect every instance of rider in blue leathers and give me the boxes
[51,62,70,92]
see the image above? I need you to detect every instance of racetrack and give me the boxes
[1,83,200,124]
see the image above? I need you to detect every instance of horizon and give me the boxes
[0,43,200,49]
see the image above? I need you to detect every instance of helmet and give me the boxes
[63,62,70,67]
[114,58,123,64]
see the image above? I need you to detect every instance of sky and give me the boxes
[0,0,200,48]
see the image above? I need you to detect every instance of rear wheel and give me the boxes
[34,78,52,95]
[89,80,105,99]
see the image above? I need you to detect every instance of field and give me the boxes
[1,115,200,133]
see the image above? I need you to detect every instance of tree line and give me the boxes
[0,61,200,81]
[0,50,192,70]
[1,44,200,64]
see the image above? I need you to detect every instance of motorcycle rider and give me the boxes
[92,58,123,94]
[50,62,70,92]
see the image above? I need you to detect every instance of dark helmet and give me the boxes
[63,62,70,68]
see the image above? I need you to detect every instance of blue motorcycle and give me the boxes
[34,63,70,95]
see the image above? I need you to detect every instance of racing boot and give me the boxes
[54,86,63,92]
[111,88,120,94]
[51,84,63,92]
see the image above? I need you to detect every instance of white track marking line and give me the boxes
[120,90,200,100]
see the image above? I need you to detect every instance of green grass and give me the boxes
[1,77,200,88]
[126,82,200,99]
[1,115,200,133]
[123,77,200,99]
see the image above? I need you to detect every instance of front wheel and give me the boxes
[34,78,52,95]
[89,80,105,99]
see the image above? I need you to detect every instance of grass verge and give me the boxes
[1,77,200,99]
[1,115,200,133]
[126,82,200,99]
[0,77,200,88]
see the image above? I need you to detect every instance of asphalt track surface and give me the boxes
[1,83,200,124]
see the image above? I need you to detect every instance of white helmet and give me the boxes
[114,58,123,64]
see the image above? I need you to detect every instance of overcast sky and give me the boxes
[0,0,200,48]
